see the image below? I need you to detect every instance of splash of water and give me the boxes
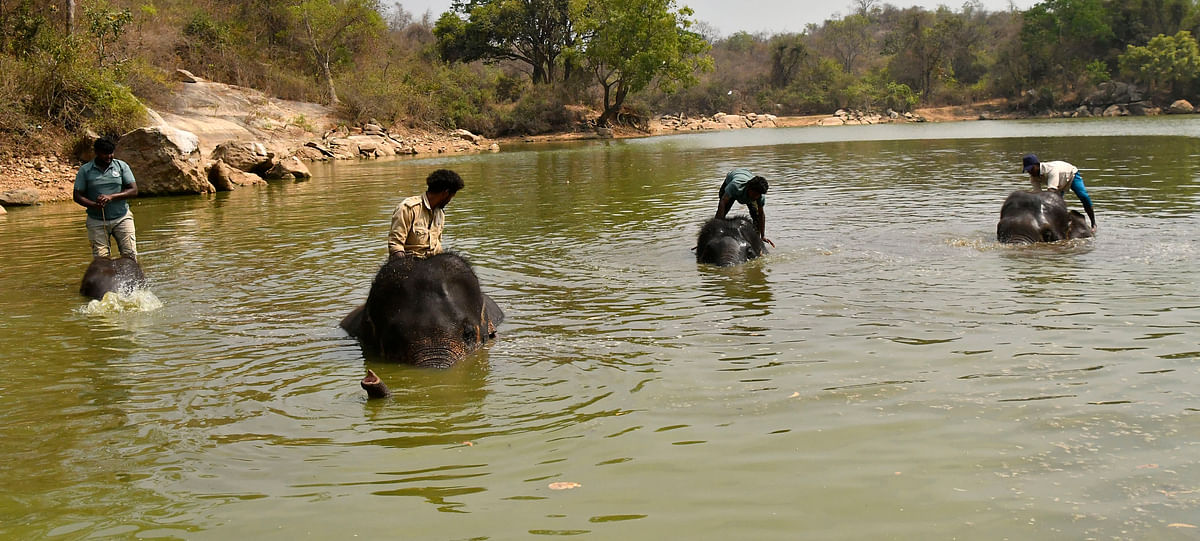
[78,288,163,314]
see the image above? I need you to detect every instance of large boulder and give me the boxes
[327,138,360,160]
[0,187,40,206]
[263,156,312,180]
[294,146,330,161]
[117,127,212,195]
[0,204,6,215]
[208,160,266,191]
[1168,99,1195,114]
[210,141,273,174]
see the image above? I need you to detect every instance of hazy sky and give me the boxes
[394,0,1040,37]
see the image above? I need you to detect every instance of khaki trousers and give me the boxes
[86,212,137,259]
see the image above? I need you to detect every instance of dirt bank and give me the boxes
[0,84,1003,210]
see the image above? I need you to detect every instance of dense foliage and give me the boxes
[2,0,1199,141]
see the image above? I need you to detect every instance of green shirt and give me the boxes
[75,159,135,220]
[721,168,766,208]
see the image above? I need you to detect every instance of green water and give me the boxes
[1,116,1198,539]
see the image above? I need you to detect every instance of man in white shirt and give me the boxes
[1022,154,1096,232]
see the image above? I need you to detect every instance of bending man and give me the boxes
[716,168,773,247]
[1022,154,1096,232]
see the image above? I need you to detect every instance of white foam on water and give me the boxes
[78,288,163,315]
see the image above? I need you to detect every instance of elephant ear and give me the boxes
[483,293,505,330]
[340,304,366,337]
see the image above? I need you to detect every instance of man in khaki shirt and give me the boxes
[388,169,465,259]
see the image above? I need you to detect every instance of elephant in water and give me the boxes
[997,190,1093,244]
[341,253,504,396]
[80,256,146,300]
[695,216,766,266]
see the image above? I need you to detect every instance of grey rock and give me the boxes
[1168,99,1195,114]
[118,126,213,195]
[211,141,272,174]
[0,188,39,206]
[264,156,312,180]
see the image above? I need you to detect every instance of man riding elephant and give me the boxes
[388,169,464,260]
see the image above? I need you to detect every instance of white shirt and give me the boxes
[1030,160,1078,192]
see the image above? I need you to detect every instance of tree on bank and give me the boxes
[1119,30,1200,101]
[575,0,711,126]
[434,0,577,84]
[289,0,384,105]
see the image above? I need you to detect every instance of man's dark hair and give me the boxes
[747,176,769,194]
[94,138,116,154]
[426,169,465,193]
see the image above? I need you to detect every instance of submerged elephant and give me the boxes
[341,253,504,394]
[695,216,766,266]
[80,256,146,300]
[997,190,1094,244]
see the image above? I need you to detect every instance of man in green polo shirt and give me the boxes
[716,168,774,247]
[73,138,139,259]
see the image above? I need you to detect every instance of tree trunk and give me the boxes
[597,82,628,127]
[66,0,76,35]
[597,80,615,126]
[322,57,340,105]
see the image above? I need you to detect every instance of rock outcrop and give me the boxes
[1075,81,1159,117]
[263,156,312,180]
[208,160,267,191]
[118,126,213,195]
[211,141,273,174]
[0,187,39,206]
[1168,99,1195,114]
[657,112,782,131]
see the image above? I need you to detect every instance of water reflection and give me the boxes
[997,239,1096,300]
[696,258,773,317]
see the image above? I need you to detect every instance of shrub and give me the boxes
[497,86,575,135]
[18,31,146,136]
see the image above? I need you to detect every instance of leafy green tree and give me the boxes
[84,4,132,67]
[1118,30,1200,100]
[1108,0,1195,49]
[288,0,384,105]
[575,0,712,126]
[1019,0,1114,92]
[434,0,577,84]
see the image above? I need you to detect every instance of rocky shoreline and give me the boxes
[2,76,1196,215]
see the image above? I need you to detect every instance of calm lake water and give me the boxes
[2,116,1198,540]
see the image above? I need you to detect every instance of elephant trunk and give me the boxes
[361,369,391,399]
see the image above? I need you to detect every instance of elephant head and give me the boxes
[997,190,1093,244]
[341,253,504,370]
[696,216,765,266]
[80,256,146,300]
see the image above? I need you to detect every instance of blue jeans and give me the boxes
[1068,171,1094,211]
